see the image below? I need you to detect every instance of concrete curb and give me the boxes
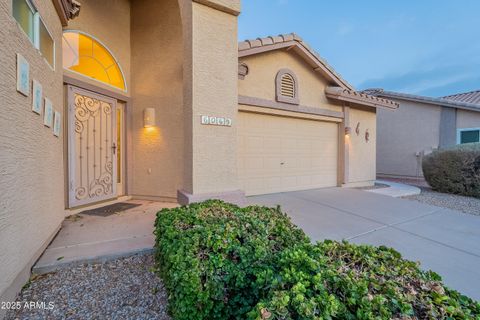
[366,180,421,198]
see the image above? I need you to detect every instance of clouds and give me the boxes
[358,45,480,96]
[239,1,480,97]
[359,64,479,96]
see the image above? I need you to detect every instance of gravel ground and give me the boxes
[5,254,170,320]
[381,177,480,216]
[403,187,480,216]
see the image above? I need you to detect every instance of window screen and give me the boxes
[38,18,54,68]
[460,130,480,144]
[12,0,35,41]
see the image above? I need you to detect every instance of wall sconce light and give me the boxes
[144,108,155,128]
[345,126,352,136]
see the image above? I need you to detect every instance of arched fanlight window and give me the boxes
[62,31,126,91]
[275,69,299,105]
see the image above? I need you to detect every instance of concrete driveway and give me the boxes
[247,188,480,300]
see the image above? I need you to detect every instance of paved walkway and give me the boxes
[33,200,177,275]
[34,190,479,300]
[367,179,421,197]
[247,188,480,300]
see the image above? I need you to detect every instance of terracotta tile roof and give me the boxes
[363,88,480,113]
[238,33,399,110]
[238,33,354,90]
[326,87,399,109]
[442,90,480,105]
[52,0,81,26]
[238,33,300,51]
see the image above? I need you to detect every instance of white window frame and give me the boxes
[34,13,56,70]
[12,0,55,69]
[62,30,128,92]
[456,127,480,144]
[12,0,36,42]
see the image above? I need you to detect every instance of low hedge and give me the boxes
[154,200,480,319]
[248,242,479,320]
[154,200,309,319]
[422,143,480,198]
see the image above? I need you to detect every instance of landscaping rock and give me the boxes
[5,254,170,320]
[403,187,480,216]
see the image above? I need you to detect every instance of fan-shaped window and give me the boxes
[62,31,126,91]
[276,69,299,104]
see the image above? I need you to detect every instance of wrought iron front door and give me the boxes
[68,86,117,208]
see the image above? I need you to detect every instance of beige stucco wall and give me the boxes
[456,109,480,130]
[0,0,64,307]
[64,0,131,96]
[189,1,239,195]
[239,50,342,113]
[348,107,376,183]
[130,0,185,200]
[194,0,241,14]
[237,48,376,188]
[377,99,441,177]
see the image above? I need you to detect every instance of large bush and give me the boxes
[154,201,480,320]
[248,242,479,320]
[154,200,309,320]
[423,143,480,197]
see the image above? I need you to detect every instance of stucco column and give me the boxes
[439,107,457,148]
[338,105,350,186]
[178,0,244,204]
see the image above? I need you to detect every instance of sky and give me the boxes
[238,0,480,97]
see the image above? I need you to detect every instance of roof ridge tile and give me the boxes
[443,89,480,98]
[238,32,354,90]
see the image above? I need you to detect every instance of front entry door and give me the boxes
[68,86,117,208]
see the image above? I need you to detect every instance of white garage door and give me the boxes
[238,112,339,196]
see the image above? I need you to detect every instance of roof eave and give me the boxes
[372,91,480,113]
[52,0,81,27]
[238,35,354,91]
[326,87,399,110]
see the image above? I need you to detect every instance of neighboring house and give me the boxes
[443,90,480,144]
[0,0,398,308]
[364,89,480,178]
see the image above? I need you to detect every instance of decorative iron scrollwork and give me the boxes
[73,92,114,202]
[75,186,87,200]
[88,162,113,198]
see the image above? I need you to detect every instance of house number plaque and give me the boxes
[201,115,232,127]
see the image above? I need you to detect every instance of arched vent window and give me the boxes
[280,74,295,97]
[276,69,299,104]
[62,31,127,91]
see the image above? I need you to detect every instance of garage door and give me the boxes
[238,112,339,196]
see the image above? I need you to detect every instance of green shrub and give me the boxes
[422,143,480,198]
[248,241,480,320]
[155,201,480,320]
[154,200,309,320]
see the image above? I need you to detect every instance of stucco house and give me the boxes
[0,0,399,307]
[365,89,480,178]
